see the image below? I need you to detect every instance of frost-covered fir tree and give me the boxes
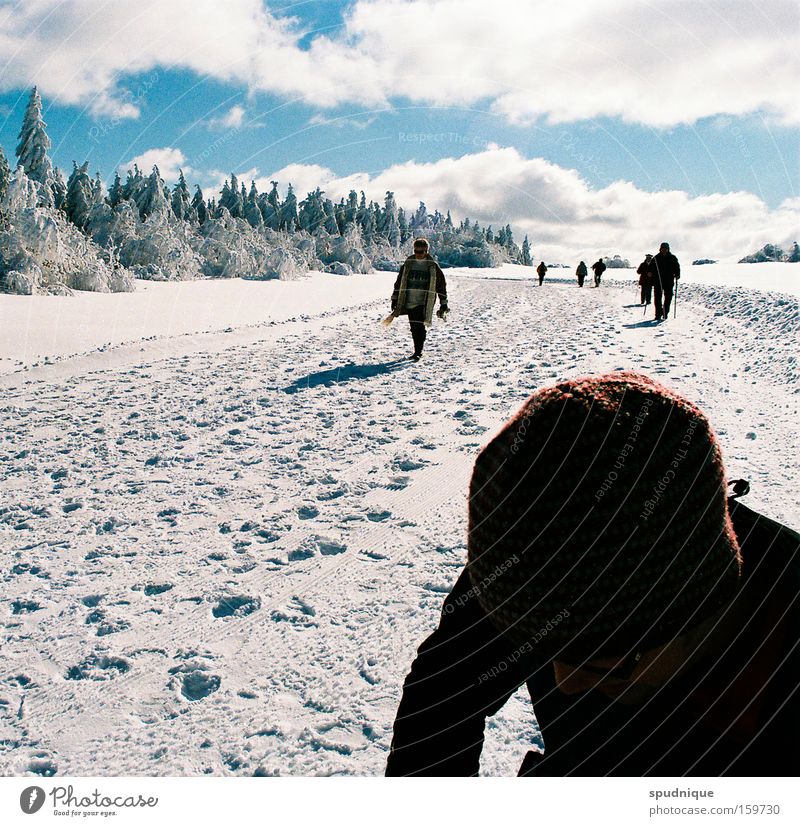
[382,191,401,246]
[108,172,123,208]
[244,181,263,228]
[191,185,207,224]
[136,166,170,219]
[323,198,339,235]
[65,161,93,230]
[299,188,326,233]
[121,166,145,202]
[521,234,532,266]
[281,184,299,231]
[0,145,10,211]
[171,169,191,221]
[15,86,57,206]
[398,207,409,242]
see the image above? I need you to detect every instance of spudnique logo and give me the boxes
[20,786,45,814]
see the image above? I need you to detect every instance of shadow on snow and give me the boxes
[282,359,409,393]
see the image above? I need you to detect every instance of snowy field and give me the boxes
[0,264,798,777]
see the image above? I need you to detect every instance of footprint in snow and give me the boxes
[168,658,221,701]
[211,594,261,618]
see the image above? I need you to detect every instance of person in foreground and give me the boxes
[390,237,448,362]
[386,371,800,776]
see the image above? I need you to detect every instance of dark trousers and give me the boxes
[577,275,585,287]
[653,282,674,318]
[594,273,601,286]
[407,304,427,355]
[640,283,652,304]
[538,274,545,285]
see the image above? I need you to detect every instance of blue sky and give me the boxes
[0,0,797,260]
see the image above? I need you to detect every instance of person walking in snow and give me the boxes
[386,371,800,777]
[637,254,653,305]
[390,238,448,362]
[536,261,548,286]
[576,261,587,287]
[650,241,680,320]
[591,257,606,287]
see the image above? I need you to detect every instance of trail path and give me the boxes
[1,274,796,776]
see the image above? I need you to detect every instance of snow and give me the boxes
[0,272,393,375]
[0,265,797,777]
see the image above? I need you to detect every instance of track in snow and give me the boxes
[1,275,797,776]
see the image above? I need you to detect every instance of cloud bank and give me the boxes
[253,146,799,262]
[1,0,796,126]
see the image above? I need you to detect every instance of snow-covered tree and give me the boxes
[136,166,170,220]
[108,172,123,208]
[191,185,207,224]
[244,181,263,228]
[281,183,298,231]
[15,87,57,206]
[382,191,401,246]
[0,145,10,211]
[521,234,532,266]
[65,161,93,230]
[171,169,191,221]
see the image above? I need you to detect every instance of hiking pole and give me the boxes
[674,280,678,319]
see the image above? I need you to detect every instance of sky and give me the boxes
[0,0,797,262]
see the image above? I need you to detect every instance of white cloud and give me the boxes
[0,0,796,126]
[120,147,190,181]
[308,113,378,130]
[208,105,246,130]
[254,146,800,262]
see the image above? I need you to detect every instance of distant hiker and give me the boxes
[637,254,653,305]
[536,261,548,286]
[390,238,448,362]
[576,261,587,287]
[650,242,680,320]
[591,258,606,287]
[386,371,800,777]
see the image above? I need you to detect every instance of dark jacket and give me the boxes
[591,260,606,275]
[650,251,681,287]
[386,498,800,776]
[576,262,588,277]
[637,260,653,285]
[536,263,547,276]
[391,254,448,316]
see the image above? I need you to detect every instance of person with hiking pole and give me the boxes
[536,261,548,286]
[576,261,587,287]
[388,237,448,362]
[591,257,606,287]
[650,242,680,320]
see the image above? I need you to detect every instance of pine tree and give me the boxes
[323,198,339,235]
[108,172,123,208]
[171,169,191,221]
[281,183,298,231]
[65,161,93,229]
[398,207,409,242]
[0,145,10,208]
[244,181,263,228]
[191,185,207,224]
[383,190,400,246]
[136,166,169,219]
[299,188,326,233]
[91,171,105,206]
[52,167,67,210]
[15,86,56,205]
[521,235,532,266]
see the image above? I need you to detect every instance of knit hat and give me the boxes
[466,371,742,664]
